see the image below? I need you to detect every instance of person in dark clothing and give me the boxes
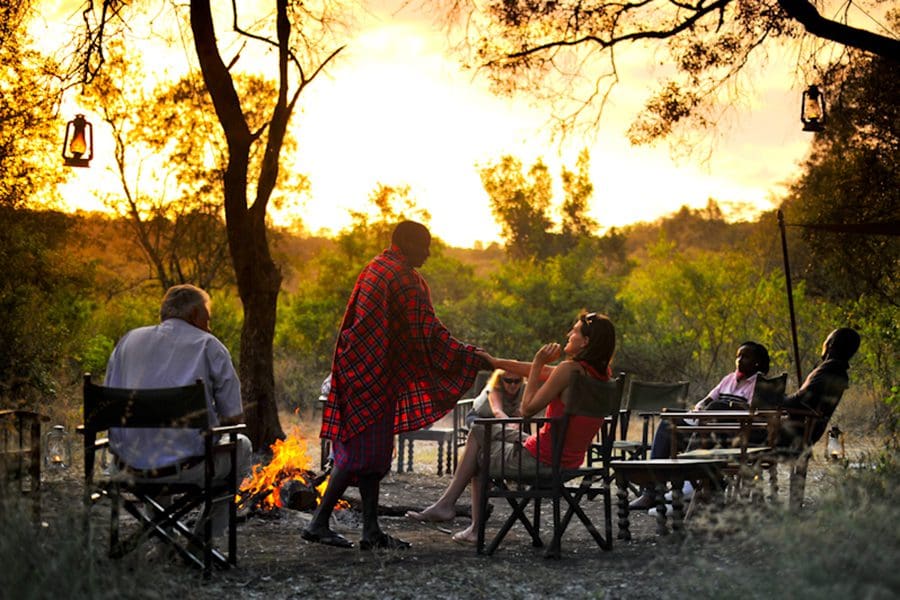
[777,327,860,448]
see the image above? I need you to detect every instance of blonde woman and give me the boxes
[465,369,526,427]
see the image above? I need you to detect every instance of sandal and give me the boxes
[300,527,354,548]
[359,532,411,551]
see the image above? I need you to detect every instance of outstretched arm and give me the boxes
[478,352,554,382]
[487,387,509,419]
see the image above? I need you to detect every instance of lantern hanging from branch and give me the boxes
[801,85,826,133]
[63,114,93,167]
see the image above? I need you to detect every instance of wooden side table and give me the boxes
[397,427,454,476]
[611,458,728,540]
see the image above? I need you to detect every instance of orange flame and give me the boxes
[237,427,347,511]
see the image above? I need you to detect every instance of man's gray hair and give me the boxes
[160,284,210,321]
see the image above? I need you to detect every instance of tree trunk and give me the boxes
[191,0,284,450]
[232,205,284,448]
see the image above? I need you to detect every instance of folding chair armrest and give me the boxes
[674,424,743,433]
[456,398,475,411]
[0,409,49,422]
[473,416,552,427]
[635,411,660,419]
[779,407,823,419]
[75,425,108,445]
[208,423,247,436]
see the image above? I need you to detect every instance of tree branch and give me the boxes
[777,0,900,61]
[505,0,734,59]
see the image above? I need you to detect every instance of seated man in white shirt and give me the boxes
[105,284,252,540]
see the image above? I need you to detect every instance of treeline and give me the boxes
[0,47,896,443]
[2,199,894,440]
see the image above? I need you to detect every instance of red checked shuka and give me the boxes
[321,246,487,444]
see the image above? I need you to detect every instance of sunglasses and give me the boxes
[579,312,598,331]
[502,377,523,384]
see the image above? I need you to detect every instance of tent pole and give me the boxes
[778,210,803,384]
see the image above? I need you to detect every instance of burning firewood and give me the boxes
[236,427,348,513]
[279,479,320,511]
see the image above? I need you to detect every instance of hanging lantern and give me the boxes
[62,114,94,167]
[801,85,826,133]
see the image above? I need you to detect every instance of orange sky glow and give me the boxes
[36,0,821,248]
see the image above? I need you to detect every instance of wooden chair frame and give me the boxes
[80,374,245,578]
[671,404,828,510]
[475,372,624,558]
[0,410,49,524]
[610,378,690,463]
[750,373,789,409]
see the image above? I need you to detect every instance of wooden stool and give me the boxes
[611,458,728,539]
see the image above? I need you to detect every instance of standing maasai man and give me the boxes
[301,221,490,550]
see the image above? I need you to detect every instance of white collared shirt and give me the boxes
[106,318,242,469]
[694,371,759,410]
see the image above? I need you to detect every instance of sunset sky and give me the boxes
[38,0,818,248]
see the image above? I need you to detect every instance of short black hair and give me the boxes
[827,328,861,361]
[392,221,430,247]
[738,341,770,374]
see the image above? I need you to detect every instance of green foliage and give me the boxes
[559,148,598,244]
[0,208,95,403]
[440,239,622,359]
[616,240,809,390]
[480,155,555,259]
[208,290,243,362]
[0,0,64,212]
[0,5,75,408]
[480,150,624,264]
[77,334,115,377]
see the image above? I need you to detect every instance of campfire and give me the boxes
[236,427,348,513]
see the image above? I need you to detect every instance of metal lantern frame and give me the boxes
[63,113,94,167]
[801,85,826,133]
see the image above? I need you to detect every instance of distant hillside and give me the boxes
[53,204,774,297]
[443,243,505,278]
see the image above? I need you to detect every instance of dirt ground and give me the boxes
[32,416,856,600]
[41,467,750,600]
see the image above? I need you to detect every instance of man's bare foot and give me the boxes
[405,504,456,523]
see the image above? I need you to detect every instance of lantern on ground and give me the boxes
[43,425,72,471]
[62,114,94,167]
[801,85,826,133]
